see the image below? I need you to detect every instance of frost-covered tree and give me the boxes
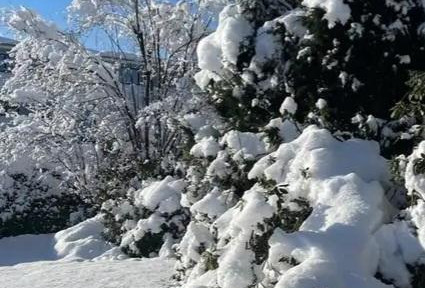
[66,0,225,256]
[0,1,212,243]
[0,8,106,236]
[67,0,214,168]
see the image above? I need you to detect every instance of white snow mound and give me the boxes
[0,216,126,266]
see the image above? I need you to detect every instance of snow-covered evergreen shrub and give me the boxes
[176,0,425,287]
[178,121,412,288]
[101,176,189,258]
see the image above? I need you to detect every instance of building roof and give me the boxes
[0,36,17,45]
[0,36,17,52]
[0,36,138,62]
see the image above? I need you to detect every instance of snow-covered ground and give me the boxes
[0,217,175,288]
[0,258,175,288]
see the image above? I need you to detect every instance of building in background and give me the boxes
[0,36,144,114]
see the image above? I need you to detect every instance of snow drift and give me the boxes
[0,216,125,266]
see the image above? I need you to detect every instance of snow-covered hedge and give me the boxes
[0,150,90,238]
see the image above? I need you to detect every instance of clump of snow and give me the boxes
[206,151,231,179]
[195,4,253,88]
[315,98,327,109]
[405,141,425,199]
[176,221,214,278]
[221,130,266,160]
[214,185,274,240]
[134,176,185,213]
[302,0,351,27]
[247,126,391,288]
[370,142,425,287]
[183,113,208,133]
[190,188,228,221]
[268,174,389,288]
[279,9,307,37]
[198,185,275,288]
[374,219,424,287]
[398,55,411,64]
[8,7,61,40]
[250,17,285,67]
[249,126,388,184]
[279,97,298,115]
[266,118,300,143]
[410,200,425,253]
[118,177,187,256]
[216,241,255,288]
[194,125,220,142]
[190,136,220,158]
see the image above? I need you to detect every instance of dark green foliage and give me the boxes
[244,181,312,266]
[0,169,94,237]
[207,74,283,131]
[408,263,425,288]
[391,70,425,151]
[288,2,425,131]
[181,0,425,287]
[405,71,425,103]
[278,198,312,233]
[237,0,298,27]
[413,153,425,175]
[249,225,274,264]
[279,256,300,266]
[374,271,396,286]
[122,231,165,258]
[202,250,219,271]
[0,169,95,238]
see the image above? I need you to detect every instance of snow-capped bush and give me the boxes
[175,1,425,287]
[177,125,400,288]
[102,177,189,258]
[0,148,91,238]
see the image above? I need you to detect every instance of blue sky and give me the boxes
[1,0,70,29]
[0,0,111,50]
